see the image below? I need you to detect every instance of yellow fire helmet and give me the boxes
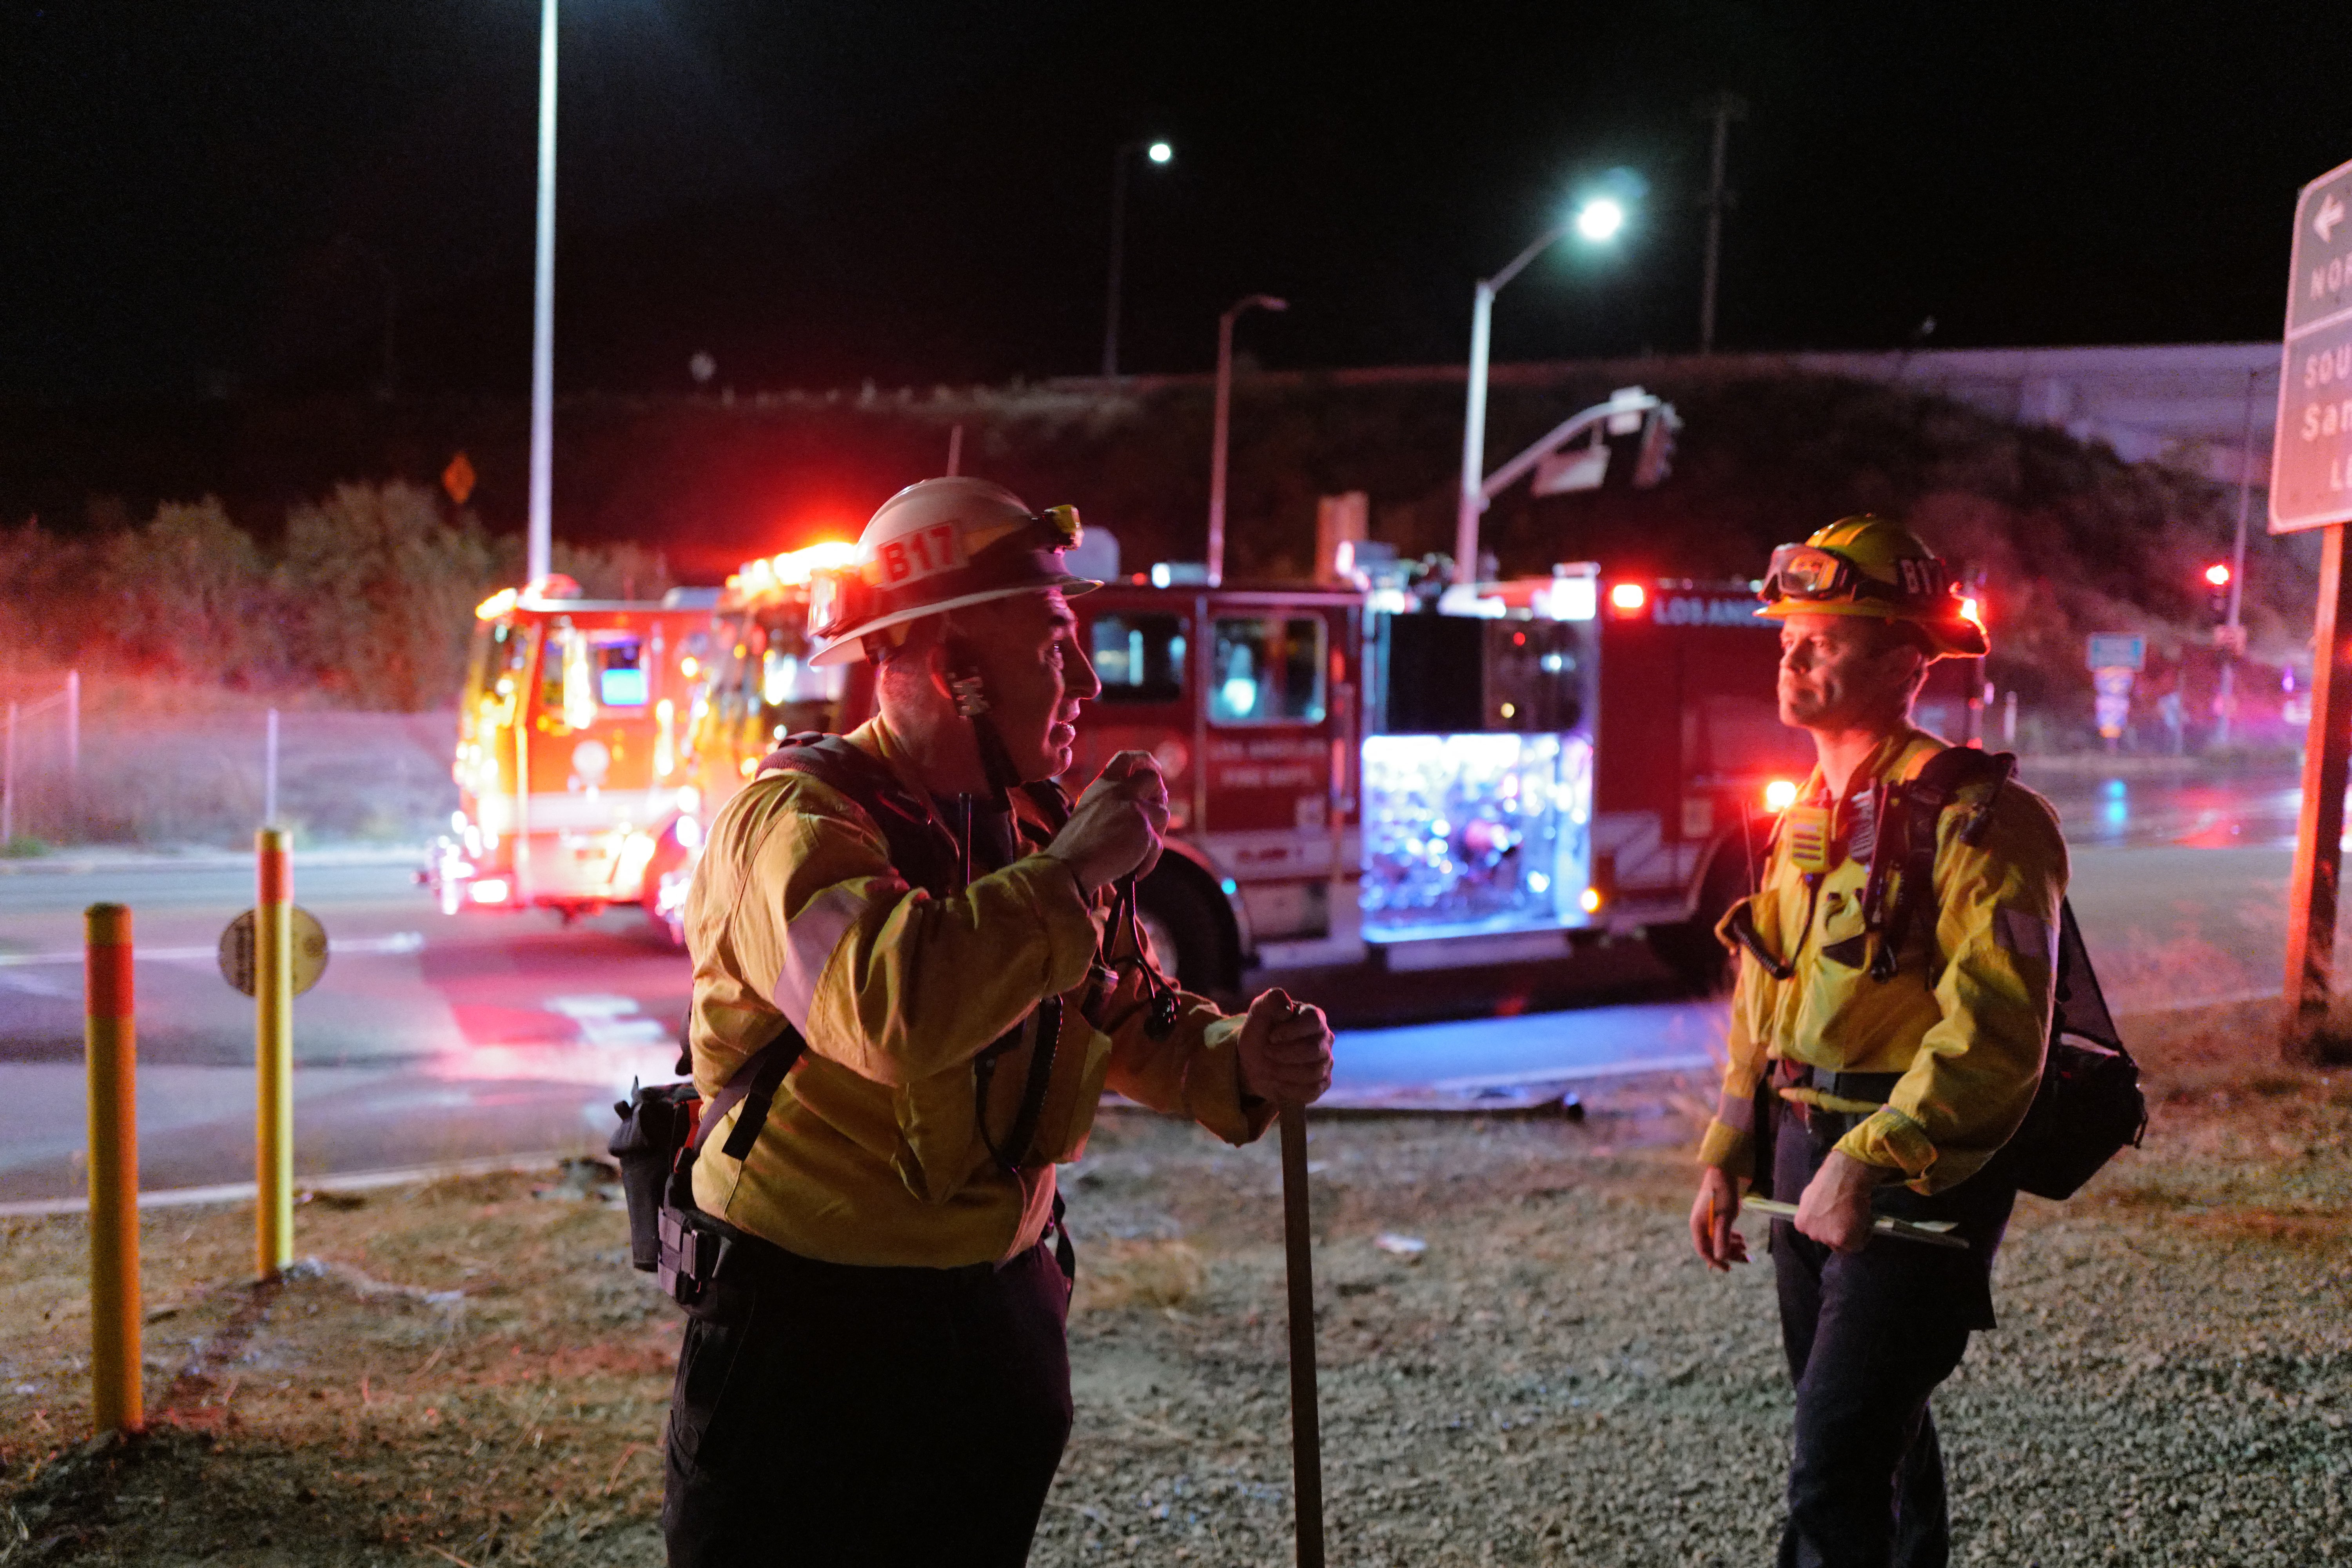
[1755,515,1988,659]
[806,477,1100,666]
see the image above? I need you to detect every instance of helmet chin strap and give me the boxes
[942,635,1026,807]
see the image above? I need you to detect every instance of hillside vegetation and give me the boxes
[0,373,2312,717]
[0,482,668,711]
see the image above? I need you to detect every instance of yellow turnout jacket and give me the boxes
[682,716,1273,1268]
[1696,728,2068,1194]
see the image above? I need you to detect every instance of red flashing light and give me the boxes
[1608,582,1647,615]
[1959,595,1983,628]
[2203,563,2232,588]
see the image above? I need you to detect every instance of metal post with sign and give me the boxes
[2272,155,2352,1063]
[218,833,332,1278]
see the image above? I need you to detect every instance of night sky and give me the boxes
[7,2,2352,403]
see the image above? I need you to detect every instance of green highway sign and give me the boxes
[2272,155,2352,534]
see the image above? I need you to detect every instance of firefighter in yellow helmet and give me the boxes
[1688,516,2063,1566]
[662,477,1333,1567]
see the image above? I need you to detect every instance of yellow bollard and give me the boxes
[256,828,294,1279]
[85,902,143,1435]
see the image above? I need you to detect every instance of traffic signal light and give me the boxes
[1631,404,1681,489]
[2203,562,2231,619]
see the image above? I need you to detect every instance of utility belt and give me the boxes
[1749,1060,1901,1201]
[656,1188,1078,1322]
[1770,1060,1903,1130]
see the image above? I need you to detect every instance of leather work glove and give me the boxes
[1236,987,1334,1106]
[1045,750,1169,893]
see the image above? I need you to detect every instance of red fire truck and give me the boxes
[1061,566,1833,995]
[664,546,1867,995]
[426,578,720,924]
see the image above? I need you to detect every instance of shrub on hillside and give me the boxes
[1,483,672,711]
[279,481,501,710]
[102,497,288,687]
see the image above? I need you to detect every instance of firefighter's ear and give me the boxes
[922,639,959,704]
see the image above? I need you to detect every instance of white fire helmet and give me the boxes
[806,477,1099,665]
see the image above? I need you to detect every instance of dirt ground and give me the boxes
[2,1000,2347,1566]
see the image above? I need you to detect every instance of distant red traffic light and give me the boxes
[2203,563,2232,588]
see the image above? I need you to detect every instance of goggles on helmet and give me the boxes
[1762,543,1950,608]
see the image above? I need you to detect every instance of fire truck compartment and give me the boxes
[1359,731,1594,942]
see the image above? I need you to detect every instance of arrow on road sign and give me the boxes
[2319,192,2347,243]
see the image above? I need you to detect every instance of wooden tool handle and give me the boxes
[1278,1101,1326,1568]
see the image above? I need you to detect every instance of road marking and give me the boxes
[543,993,672,1047]
[0,931,426,967]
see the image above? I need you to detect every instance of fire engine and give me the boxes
[1059,565,1826,994]
[659,540,1921,996]
[426,577,720,924]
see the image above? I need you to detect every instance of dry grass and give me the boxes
[1074,1240,1210,1314]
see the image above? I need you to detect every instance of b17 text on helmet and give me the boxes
[878,524,967,586]
[1895,558,1948,597]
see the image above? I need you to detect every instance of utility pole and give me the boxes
[1696,91,1747,356]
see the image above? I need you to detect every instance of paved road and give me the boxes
[0,762,2335,1202]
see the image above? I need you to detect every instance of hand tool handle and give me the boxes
[1740,1195,1970,1250]
[1278,1101,1326,1568]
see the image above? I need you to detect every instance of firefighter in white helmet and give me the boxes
[662,477,1334,1566]
[1689,516,2067,1567]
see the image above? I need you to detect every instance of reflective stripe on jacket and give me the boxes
[1696,728,2068,1194]
[684,716,1272,1267]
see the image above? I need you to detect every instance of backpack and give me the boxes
[1868,746,2148,1201]
[607,733,1074,1305]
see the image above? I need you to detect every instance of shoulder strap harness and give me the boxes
[1857,745,2017,980]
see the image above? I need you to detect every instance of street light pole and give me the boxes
[1102,140,1172,379]
[1209,294,1288,587]
[2217,367,2262,746]
[1454,219,1578,581]
[526,0,558,586]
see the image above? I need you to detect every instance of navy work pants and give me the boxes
[1768,1101,2014,1568]
[661,1237,1074,1568]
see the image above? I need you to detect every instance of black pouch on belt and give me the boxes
[609,1080,703,1272]
[608,1029,802,1302]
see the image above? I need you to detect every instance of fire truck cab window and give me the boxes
[759,622,834,710]
[1091,614,1186,704]
[1210,617,1326,726]
[539,627,648,722]
[594,636,649,708]
[470,620,524,700]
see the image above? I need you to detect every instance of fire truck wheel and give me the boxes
[1136,860,1241,1001]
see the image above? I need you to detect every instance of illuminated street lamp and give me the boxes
[526,0,559,585]
[1102,139,1175,379]
[1574,196,1626,242]
[1207,294,1288,586]
[1454,190,1634,581]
